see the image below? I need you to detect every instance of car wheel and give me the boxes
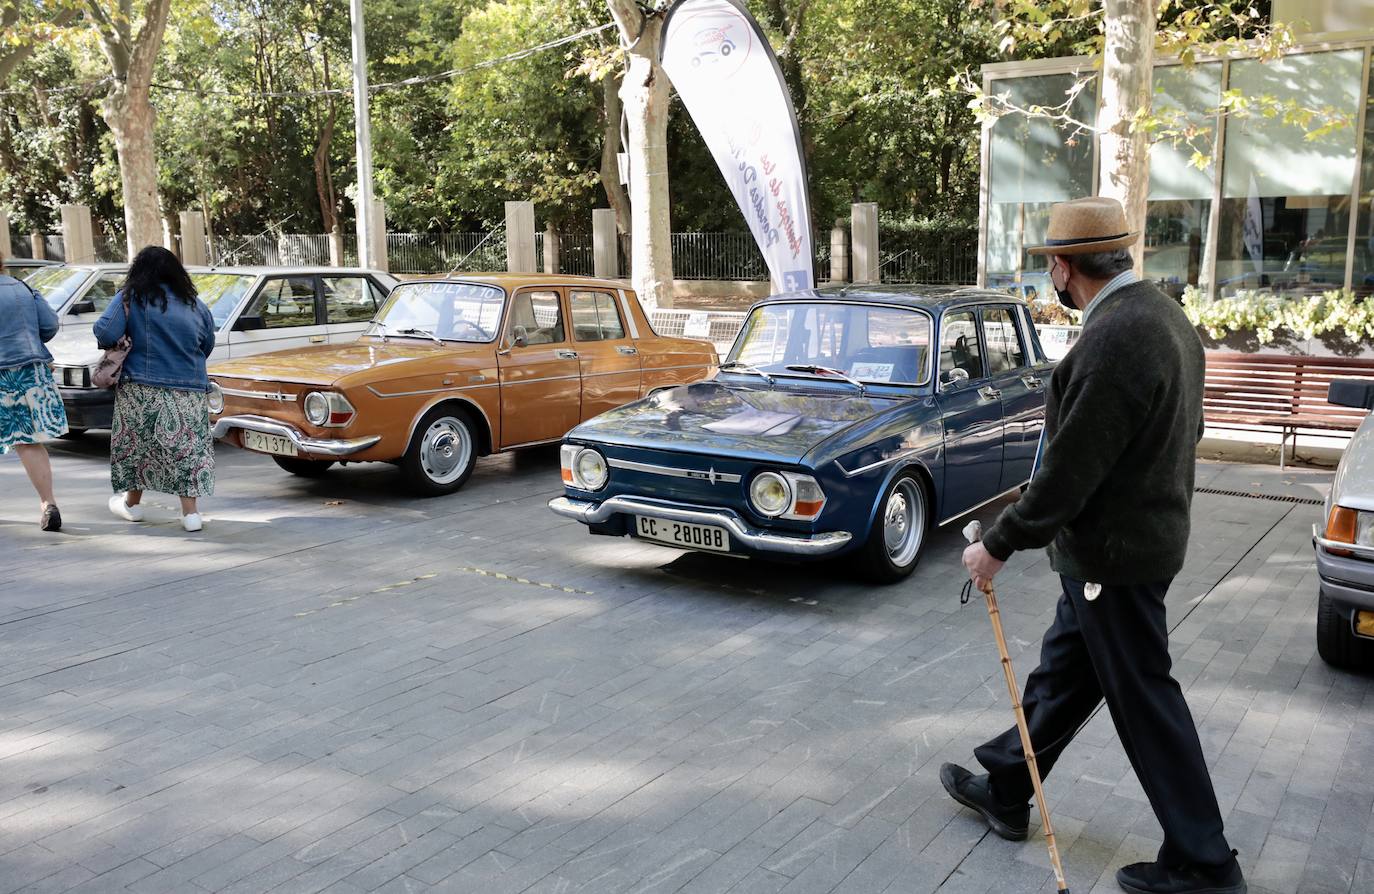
[1316,589,1372,670]
[272,456,335,478]
[855,472,929,584]
[401,406,477,496]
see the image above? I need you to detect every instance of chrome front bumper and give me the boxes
[548,495,852,556]
[211,415,381,458]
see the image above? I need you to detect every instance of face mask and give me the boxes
[1052,261,1075,310]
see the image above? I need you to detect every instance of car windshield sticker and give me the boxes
[702,408,802,436]
[849,362,894,382]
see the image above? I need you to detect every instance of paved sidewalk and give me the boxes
[0,438,1368,894]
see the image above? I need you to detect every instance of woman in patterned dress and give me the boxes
[0,253,66,530]
[94,246,217,532]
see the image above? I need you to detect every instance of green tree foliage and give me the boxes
[0,0,1067,237]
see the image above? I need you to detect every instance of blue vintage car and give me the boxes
[548,287,1052,581]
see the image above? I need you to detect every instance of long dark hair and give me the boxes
[123,246,197,311]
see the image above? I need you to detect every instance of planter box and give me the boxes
[1195,326,1374,360]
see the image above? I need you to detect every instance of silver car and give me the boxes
[1312,379,1374,669]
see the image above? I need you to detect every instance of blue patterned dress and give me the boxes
[0,363,68,454]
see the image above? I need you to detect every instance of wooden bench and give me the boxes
[1204,352,1374,468]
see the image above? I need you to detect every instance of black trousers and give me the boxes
[974,576,1232,867]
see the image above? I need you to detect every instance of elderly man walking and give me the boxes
[940,197,1243,894]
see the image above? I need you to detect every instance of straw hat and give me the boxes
[1027,197,1139,255]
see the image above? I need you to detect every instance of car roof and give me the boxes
[192,266,391,276]
[5,258,58,266]
[756,284,1027,312]
[396,272,631,291]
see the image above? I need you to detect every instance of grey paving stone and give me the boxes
[0,448,1362,893]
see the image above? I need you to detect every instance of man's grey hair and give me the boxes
[1068,248,1134,280]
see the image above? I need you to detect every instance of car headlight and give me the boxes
[303,392,330,426]
[207,382,224,414]
[1325,505,1374,557]
[560,444,608,490]
[750,471,791,517]
[750,470,827,521]
[303,391,356,428]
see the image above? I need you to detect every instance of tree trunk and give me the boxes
[600,73,632,236]
[606,1,673,309]
[102,86,163,257]
[314,99,339,233]
[1097,0,1155,275]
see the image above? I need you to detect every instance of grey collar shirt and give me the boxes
[1080,270,1138,325]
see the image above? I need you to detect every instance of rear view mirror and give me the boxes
[69,300,96,315]
[234,315,266,332]
[1328,379,1374,410]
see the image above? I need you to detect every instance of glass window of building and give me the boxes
[1352,52,1374,297]
[986,72,1097,296]
[1217,50,1364,296]
[1145,62,1221,297]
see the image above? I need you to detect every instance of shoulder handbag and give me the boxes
[92,293,133,389]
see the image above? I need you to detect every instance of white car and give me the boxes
[39,266,398,432]
[1312,379,1374,670]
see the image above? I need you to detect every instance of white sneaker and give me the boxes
[108,494,145,522]
[181,513,203,533]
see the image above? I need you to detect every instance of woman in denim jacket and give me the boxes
[95,246,217,532]
[0,253,67,530]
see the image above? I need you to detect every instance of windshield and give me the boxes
[726,303,932,386]
[191,273,258,329]
[375,281,505,342]
[25,267,94,311]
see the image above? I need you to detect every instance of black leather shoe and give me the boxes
[1116,851,1246,894]
[939,762,1029,841]
[39,504,61,532]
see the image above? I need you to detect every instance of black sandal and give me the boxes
[39,505,61,532]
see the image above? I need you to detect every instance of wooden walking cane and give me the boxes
[963,520,1070,893]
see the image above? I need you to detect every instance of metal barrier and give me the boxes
[650,307,1082,365]
[649,308,747,355]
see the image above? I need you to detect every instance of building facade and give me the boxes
[977,11,1374,301]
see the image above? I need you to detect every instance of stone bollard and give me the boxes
[592,209,617,279]
[60,204,96,264]
[851,202,879,284]
[505,201,536,273]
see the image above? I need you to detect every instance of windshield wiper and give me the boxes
[396,327,443,345]
[783,364,866,393]
[366,320,389,343]
[718,361,774,384]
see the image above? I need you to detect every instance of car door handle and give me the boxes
[1021,375,1044,389]
[978,386,1002,401]
[556,349,579,360]
[309,335,326,343]
[616,346,638,356]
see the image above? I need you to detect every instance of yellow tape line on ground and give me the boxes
[453,566,594,595]
[295,573,438,617]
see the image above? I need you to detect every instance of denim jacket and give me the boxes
[0,275,59,370]
[94,286,217,392]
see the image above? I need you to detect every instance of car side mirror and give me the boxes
[69,300,96,315]
[511,326,529,348]
[940,367,970,391]
[234,315,266,332]
[1328,380,1374,410]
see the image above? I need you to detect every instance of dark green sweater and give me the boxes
[982,280,1206,585]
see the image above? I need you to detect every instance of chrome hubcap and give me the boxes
[883,479,924,567]
[420,417,472,485]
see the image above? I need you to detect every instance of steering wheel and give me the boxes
[450,319,490,340]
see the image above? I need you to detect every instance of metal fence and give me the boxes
[387,232,506,274]
[16,227,978,283]
[878,229,978,285]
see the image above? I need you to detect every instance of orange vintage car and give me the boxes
[208,274,717,494]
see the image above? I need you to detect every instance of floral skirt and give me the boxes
[111,382,215,497]
[0,363,68,454]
